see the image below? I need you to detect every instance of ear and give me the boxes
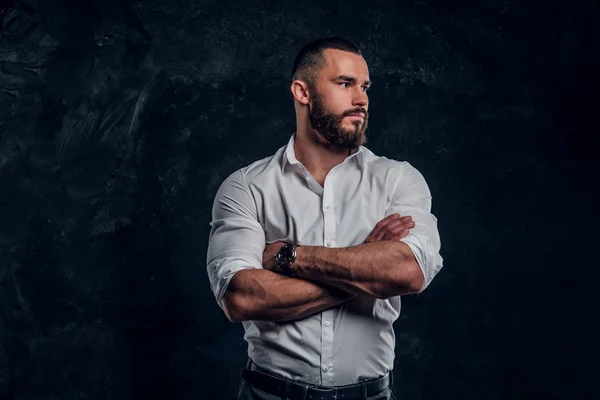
[290,80,310,105]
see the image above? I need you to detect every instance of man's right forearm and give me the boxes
[221,269,353,323]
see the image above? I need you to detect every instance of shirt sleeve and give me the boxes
[206,169,266,310]
[385,162,444,293]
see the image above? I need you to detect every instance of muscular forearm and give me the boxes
[293,241,424,299]
[221,269,353,323]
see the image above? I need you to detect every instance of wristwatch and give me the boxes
[275,243,298,277]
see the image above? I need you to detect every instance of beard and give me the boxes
[308,90,368,150]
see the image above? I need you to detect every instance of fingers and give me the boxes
[388,232,409,241]
[365,214,414,243]
[367,214,403,241]
[381,218,415,240]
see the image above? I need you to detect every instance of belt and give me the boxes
[241,364,391,400]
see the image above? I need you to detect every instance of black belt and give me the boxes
[241,365,391,400]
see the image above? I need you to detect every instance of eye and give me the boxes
[339,82,370,93]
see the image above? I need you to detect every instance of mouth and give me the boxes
[346,114,365,120]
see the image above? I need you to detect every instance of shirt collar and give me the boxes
[281,132,366,174]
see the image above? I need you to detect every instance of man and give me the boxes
[206,37,443,400]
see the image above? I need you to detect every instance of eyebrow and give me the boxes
[334,75,372,86]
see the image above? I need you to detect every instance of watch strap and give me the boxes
[277,244,298,277]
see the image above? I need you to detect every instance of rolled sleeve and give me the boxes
[385,162,444,293]
[206,169,265,310]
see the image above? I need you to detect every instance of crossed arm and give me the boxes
[221,269,353,323]
[292,240,423,298]
[223,238,423,323]
[208,166,442,323]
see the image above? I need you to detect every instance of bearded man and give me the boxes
[207,36,444,400]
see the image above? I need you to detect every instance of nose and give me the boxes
[353,88,368,107]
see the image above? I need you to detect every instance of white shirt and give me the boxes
[206,132,443,386]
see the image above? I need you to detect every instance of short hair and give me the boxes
[291,37,362,88]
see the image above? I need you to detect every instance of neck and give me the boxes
[293,127,352,178]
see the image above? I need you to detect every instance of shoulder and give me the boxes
[240,144,286,182]
[361,148,431,198]
[362,146,416,177]
[216,145,286,194]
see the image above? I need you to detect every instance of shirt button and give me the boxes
[322,365,329,372]
[326,242,332,247]
[324,321,331,327]
[325,205,331,210]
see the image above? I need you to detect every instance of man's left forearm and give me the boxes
[292,241,424,299]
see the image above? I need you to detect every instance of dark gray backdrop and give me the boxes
[0,0,598,399]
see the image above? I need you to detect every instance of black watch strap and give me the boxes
[276,244,299,277]
[279,261,297,277]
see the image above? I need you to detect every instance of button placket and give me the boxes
[321,309,335,385]
[320,171,336,386]
[322,174,336,250]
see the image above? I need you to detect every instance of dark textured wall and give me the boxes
[1,0,598,399]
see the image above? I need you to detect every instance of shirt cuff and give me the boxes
[400,234,444,293]
[208,257,262,310]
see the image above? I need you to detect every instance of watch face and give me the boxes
[282,245,293,257]
[277,244,293,264]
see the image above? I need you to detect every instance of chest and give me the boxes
[252,170,393,247]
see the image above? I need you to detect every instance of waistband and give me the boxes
[242,358,393,400]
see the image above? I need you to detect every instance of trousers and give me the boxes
[236,359,398,400]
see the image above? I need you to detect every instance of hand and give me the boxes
[363,213,415,243]
[262,241,289,272]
